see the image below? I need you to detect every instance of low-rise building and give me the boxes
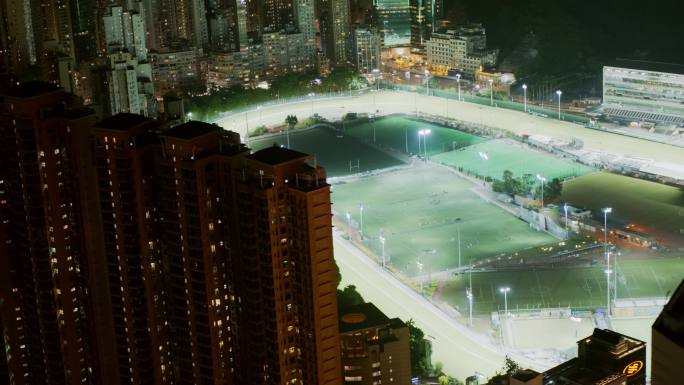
[426,25,498,78]
[339,303,412,385]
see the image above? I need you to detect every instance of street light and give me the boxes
[379,235,386,268]
[425,69,431,96]
[499,287,511,318]
[417,259,424,293]
[346,211,352,240]
[603,207,612,315]
[488,79,494,106]
[456,74,462,101]
[563,203,569,238]
[359,204,364,240]
[536,174,547,209]
[556,90,563,120]
[522,84,528,112]
[466,288,473,328]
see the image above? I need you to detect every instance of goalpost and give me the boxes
[349,160,360,174]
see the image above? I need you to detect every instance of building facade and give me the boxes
[425,25,497,78]
[375,0,411,47]
[602,60,684,125]
[352,27,382,73]
[651,279,684,385]
[0,84,343,385]
[339,303,412,385]
[0,82,118,385]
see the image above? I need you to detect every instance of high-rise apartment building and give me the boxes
[1,79,343,385]
[352,26,382,73]
[652,279,684,385]
[234,146,342,385]
[374,0,411,46]
[409,0,434,50]
[0,82,118,385]
[323,0,350,63]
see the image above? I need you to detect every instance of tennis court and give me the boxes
[331,163,556,275]
[432,139,594,181]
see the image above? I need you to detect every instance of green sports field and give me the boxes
[432,139,594,181]
[249,127,403,176]
[440,257,684,314]
[345,116,486,157]
[331,163,556,275]
[562,172,684,247]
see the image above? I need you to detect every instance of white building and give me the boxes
[603,59,684,125]
[425,25,497,78]
[104,3,156,116]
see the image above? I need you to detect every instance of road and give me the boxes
[216,90,684,166]
[333,231,547,380]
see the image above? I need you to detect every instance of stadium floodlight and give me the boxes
[488,79,494,106]
[556,90,563,120]
[499,287,511,318]
[417,259,424,293]
[379,235,386,268]
[187,111,193,118]
[478,151,489,161]
[522,84,528,112]
[456,74,462,101]
[418,129,432,160]
[602,207,612,315]
[536,174,547,209]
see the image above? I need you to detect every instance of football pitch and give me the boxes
[562,172,684,247]
[432,139,594,181]
[331,163,556,275]
[345,116,486,157]
[440,257,684,314]
[248,127,403,176]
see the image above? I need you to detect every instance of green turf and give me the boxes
[562,172,684,247]
[345,116,486,157]
[440,257,684,314]
[331,164,556,274]
[432,139,594,181]
[249,127,403,177]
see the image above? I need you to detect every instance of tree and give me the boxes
[284,115,298,148]
[501,170,523,196]
[337,285,365,311]
[503,355,522,376]
[406,319,433,378]
[534,177,563,202]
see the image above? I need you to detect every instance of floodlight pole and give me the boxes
[556,90,563,120]
[522,84,528,112]
[456,74,462,101]
[359,204,364,240]
[457,225,462,270]
[346,212,352,240]
[564,203,569,238]
[488,79,494,106]
[603,207,612,315]
[379,235,386,268]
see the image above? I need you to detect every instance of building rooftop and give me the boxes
[653,279,684,349]
[511,369,541,382]
[339,302,403,334]
[608,59,684,76]
[247,145,309,166]
[94,113,152,130]
[4,81,60,98]
[162,120,220,139]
